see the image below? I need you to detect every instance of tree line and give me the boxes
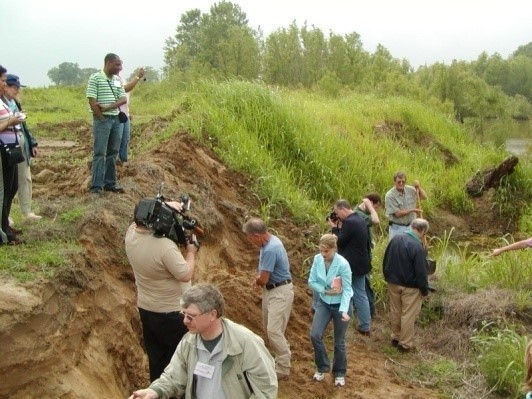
[48,1,532,120]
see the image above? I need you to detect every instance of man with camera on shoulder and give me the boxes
[125,199,199,382]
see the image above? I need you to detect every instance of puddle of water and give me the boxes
[505,138,531,155]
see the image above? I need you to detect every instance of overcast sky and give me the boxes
[2,0,530,87]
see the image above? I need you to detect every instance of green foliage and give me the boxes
[59,207,85,224]
[19,85,89,131]
[47,62,87,86]
[162,1,531,121]
[315,70,341,98]
[471,327,529,398]
[0,240,80,281]
[164,1,260,79]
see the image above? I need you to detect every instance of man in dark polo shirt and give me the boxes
[243,217,293,380]
[86,53,127,195]
[331,199,371,336]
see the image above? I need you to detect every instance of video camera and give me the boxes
[134,184,204,247]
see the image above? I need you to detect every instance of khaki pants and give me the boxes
[387,283,422,349]
[262,283,294,375]
[16,133,33,216]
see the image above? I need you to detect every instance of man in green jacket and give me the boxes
[128,284,278,399]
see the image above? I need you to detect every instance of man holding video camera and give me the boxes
[125,199,199,382]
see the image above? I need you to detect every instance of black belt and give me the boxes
[389,221,409,227]
[266,279,292,290]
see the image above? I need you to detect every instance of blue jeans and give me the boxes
[91,115,121,191]
[310,299,353,377]
[118,118,130,162]
[365,274,375,317]
[351,275,371,332]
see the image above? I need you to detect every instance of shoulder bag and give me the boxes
[0,134,25,166]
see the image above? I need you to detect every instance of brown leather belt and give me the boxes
[266,279,292,291]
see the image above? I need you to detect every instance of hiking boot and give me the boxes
[104,185,125,193]
[334,376,345,387]
[276,373,289,381]
[356,328,371,337]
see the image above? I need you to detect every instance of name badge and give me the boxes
[193,362,215,379]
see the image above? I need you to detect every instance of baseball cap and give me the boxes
[6,74,26,88]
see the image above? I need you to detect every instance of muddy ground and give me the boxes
[0,121,519,399]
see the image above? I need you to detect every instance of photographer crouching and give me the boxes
[125,198,200,382]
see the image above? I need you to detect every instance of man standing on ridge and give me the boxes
[86,53,126,195]
[243,217,294,381]
[385,171,427,240]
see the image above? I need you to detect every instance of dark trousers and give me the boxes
[138,308,188,382]
[1,153,18,242]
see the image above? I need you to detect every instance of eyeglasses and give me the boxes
[396,180,406,184]
[180,310,207,322]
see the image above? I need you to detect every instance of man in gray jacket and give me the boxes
[128,284,278,399]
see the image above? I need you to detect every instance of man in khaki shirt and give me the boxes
[125,200,198,381]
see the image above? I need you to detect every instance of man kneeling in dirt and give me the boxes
[128,284,278,399]
[382,218,430,353]
[125,200,198,382]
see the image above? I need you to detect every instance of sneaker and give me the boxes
[334,376,345,387]
[25,213,42,222]
[313,372,325,381]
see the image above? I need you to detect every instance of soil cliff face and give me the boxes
[1,125,497,398]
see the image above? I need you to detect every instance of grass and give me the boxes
[0,239,80,281]
[471,327,529,398]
